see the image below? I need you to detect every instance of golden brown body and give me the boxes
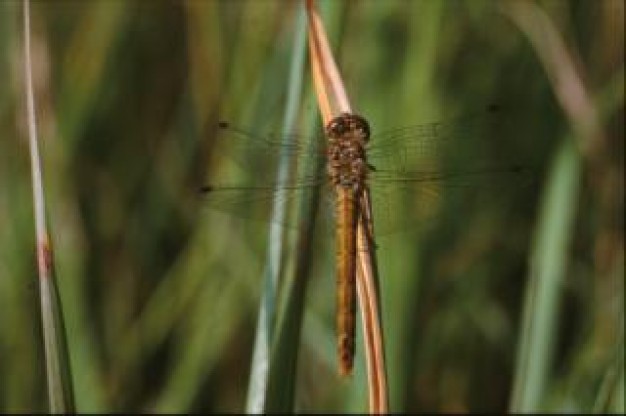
[325,113,371,376]
[335,187,358,376]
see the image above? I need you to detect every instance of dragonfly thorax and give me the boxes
[325,113,371,191]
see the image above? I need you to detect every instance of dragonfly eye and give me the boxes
[353,115,370,141]
[326,115,348,138]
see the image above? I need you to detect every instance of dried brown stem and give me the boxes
[305,0,388,413]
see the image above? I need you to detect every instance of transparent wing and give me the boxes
[202,122,329,228]
[200,178,327,226]
[202,106,531,234]
[366,106,502,172]
[200,164,532,235]
[210,121,326,183]
[211,105,501,179]
[366,164,533,235]
[360,106,530,235]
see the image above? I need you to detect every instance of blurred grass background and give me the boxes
[0,0,623,413]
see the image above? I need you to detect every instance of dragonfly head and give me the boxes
[326,113,371,143]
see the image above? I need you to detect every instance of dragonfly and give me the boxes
[201,107,528,376]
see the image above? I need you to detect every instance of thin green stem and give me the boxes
[22,0,75,412]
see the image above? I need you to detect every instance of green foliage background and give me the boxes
[0,0,622,413]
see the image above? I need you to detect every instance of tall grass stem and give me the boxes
[22,0,75,412]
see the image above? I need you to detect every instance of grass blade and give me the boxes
[246,5,308,413]
[264,105,322,413]
[593,332,624,413]
[509,137,581,412]
[22,1,75,412]
[503,2,606,411]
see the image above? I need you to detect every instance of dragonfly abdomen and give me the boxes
[335,187,358,376]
